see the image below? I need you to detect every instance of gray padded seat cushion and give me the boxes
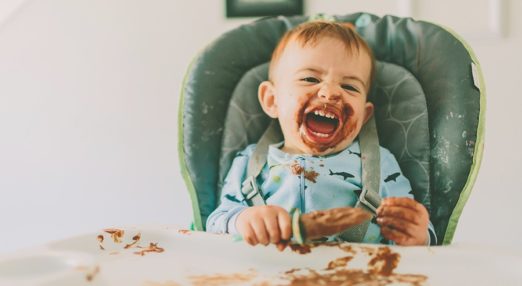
[219,61,431,212]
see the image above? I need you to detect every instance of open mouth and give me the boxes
[303,107,341,143]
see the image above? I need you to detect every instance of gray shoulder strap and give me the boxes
[240,120,282,206]
[358,116,382,214]
[340,116,382,242]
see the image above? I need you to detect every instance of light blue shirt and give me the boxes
[207,140,436,244]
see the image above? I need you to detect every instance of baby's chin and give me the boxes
[283,137,354,157]
[304,141,353,156]
[300,129,356,156]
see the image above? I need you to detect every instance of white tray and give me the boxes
[0,226,520,286]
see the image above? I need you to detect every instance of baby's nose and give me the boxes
[318,84,341,101]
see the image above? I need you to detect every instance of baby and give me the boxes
[207,21,435,249]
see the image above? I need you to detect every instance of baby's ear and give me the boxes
[363,101,374,124]
[258,81,278,118]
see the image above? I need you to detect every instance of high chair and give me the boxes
[178,13,485,245]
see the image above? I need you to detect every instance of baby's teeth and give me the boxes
[312,131,329,137]
[312,110,336,119]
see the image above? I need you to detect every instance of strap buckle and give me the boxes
[358,187,381,214]
[241,176,259,203]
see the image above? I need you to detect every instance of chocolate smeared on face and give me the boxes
[305,107,339,135]
[299,101,357,153]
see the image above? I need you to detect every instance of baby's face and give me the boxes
[268,37,373,156]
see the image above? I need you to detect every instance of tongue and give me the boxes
[306,114,336,134]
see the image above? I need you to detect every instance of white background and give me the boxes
[0,0,520,253]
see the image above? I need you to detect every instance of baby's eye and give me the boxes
[341,84,360,93]
[301,77,320,83]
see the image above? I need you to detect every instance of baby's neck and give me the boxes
[279,143,345,157]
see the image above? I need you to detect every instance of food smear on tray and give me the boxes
[96,228,164,256]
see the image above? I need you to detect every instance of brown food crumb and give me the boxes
[178,229,191,234]
[304,170,319,183]
[104,228,125,243]
[134,242,165,256]
[290,162,319,183]
[85,265,100,282]
[283,268,427,286]
[325,256,353,270]
[189,270,256,286]
[124,232,142,249]
[284,268,301,275]
[394,273,429,285]
[289,243,312,254]
[359,245,376,256]
[368,246,401,276]
[337,244,356,254]
[280,243,426,285]
[291,162,304,175]
[97,235,105,250]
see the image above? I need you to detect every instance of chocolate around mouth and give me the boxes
[303,106,341,137]
[306,115,338,135]
[296,101,356,153]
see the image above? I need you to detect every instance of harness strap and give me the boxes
[339,116,382,242]
[240,120,282,206]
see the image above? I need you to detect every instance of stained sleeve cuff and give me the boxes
[226,206,247,234]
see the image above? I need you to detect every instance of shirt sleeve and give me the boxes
[379,147,437,245]
[205,145,255,234]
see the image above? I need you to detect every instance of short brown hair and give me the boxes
[269,21,375,88]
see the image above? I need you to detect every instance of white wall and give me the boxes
[0,0,520,253]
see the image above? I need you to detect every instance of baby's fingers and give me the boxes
[276,241,289,252]
[264,215,281,244]
[250,219,270,246]
[377,206,421,225]
[377,217,415,238]
[380,197,428,215]
[381,225,416,245]
[242,224,259,246]
[277,210,292,241]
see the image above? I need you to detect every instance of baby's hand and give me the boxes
[376,197,429,246]
[236,205,291,251]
